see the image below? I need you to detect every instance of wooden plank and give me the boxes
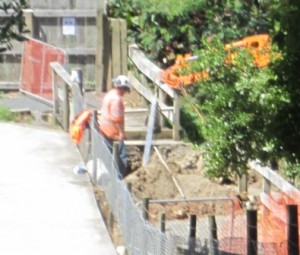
[0,54,22,81]
[249,160,300,202]
[124,140,184,146]
[120,19,128,75]
[24,10,34,37]
[65,48,96,55]
[50,62,73,88]
[95,6,104,92]
[111,19,121,78]
[75,0,98,9]
[28,0,50,9]
[0,82,19,90]
[33,9,96,17]
[48,0,69,10]
[128,44,176,98]
[85,18,96,48]
[103,16,112,91]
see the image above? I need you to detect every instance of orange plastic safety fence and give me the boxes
[20,38,66,103]
[259,192,300,255]
[216,191,300,255]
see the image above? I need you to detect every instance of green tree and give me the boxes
[108,0,272,67]
[180,38,286,178]
[0,0,29,52]
[268,0,300,181]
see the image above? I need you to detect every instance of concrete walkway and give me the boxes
[0,123,117,255]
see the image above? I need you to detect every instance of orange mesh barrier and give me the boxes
[259,192,300,255]
[217,192,300,255]
[20,38,66,104]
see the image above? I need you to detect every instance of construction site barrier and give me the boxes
[51,61,300,255]
[20,37,66,104]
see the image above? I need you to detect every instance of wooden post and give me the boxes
[62,82,70,132]
[126,182,132,193]
[160,212,166,233]
[24,9,34,37]
[287,205,299,255]
[173,92,180,140]
[188,215,197,254]
[111,19,121,78]
[120,19,128,75]
[263,177,271,194]
[158,89,165,129]
[247,209,257,255]
[208,215,219,255]
[103,16,111,91]
[142,198,149,221]
[95,0,105,92]
[51,69,59,118]
[238,173,248,193]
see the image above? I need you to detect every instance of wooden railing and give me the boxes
[50,62,83,132]
[128,44,181,140]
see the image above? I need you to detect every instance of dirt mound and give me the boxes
[125,143,240,200]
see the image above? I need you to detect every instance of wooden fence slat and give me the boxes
[120,19,128,75]
[111,18,121,78]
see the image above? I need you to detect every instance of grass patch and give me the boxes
[0,105,15,122]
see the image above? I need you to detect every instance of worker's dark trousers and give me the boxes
[101,135,129,178]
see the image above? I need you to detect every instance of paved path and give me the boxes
[0,123,117,255]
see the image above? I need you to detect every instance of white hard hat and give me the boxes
[113,75,131,90]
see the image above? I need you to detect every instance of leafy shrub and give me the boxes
[0,105,15,122]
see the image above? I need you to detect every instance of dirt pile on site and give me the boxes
[125,143,240,200]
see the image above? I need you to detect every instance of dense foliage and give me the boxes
[181,39,286,178]
[267,0,300,180]
[108,0,300,180]
[108,0,272,67]
[0,0,29,52]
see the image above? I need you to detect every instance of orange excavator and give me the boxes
[160,34,271,88]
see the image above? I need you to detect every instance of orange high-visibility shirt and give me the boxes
[98,89,124,140]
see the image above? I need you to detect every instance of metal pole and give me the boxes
[160,212,166,233]
[208,215,219,255]
[287,205,299,255]
[247,209,257,255]
[142,198,149,221]
[188,215,197,254]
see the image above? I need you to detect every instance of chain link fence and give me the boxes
[50,63,299,255]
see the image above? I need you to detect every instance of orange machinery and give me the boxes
[160,34,271,88]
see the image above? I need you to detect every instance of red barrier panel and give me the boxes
[20,38,66,104]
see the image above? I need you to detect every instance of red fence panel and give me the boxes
[20,38,66,104]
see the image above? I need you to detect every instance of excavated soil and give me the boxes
[94,89,263,248]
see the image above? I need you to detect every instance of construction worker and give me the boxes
[98,75,131,178]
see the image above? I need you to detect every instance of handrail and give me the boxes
[249,160,300,201]
[50,62,74,87]
[128,44,176,98]
[128,44,180,140]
